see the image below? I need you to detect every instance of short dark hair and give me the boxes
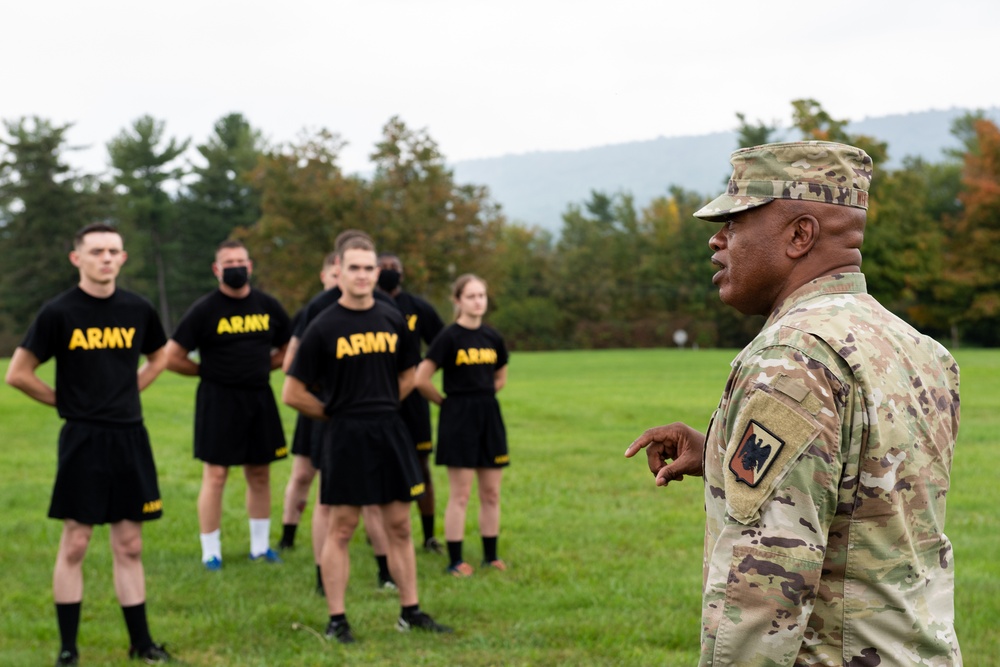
[217,239,246,253]
[74,222,120,249]
[334,229,373,253]
[337,235,376,262]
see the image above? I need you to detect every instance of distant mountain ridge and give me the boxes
[451,107,1000,233]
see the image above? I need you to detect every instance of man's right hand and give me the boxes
[624,422,705,487]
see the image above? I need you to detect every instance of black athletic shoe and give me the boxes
[378,574,398,591]
[423,537,444,554]
[276,539,294,551]
[396,610,453,634]
[129,642,172,663]
[325,619,356,644]
[55,649,78,666]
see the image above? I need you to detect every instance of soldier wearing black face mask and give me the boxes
[165,239,292,571]
[376,253,446,553]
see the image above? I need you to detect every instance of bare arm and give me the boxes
[270,342,288,371]
[624,422,705,487]
[137,345,168,391]
[398,366,416,401]
[164,340,199,376]
[281,375,326,421]
[494,365,508,393]
[414,358,443,405]
[282,336,300,373]
[4,347,56,407]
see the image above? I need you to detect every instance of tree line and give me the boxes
[2,101,998,355]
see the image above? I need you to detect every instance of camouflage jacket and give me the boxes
[700,273,961,666]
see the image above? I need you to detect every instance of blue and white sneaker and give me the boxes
[203,556,222,571]
[249,548,282,564]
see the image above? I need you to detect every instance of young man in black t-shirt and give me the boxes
[376,253,446,553]
[282,236,452,643]
[165,240,291,570]
[5,223,174,665]
[277,239,400,594]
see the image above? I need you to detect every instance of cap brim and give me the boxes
[693,194,774,221]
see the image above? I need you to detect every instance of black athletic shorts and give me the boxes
[316,412,423,506]
[193,380,288,466]
[49,421,163,524]
[435,394,509,469]
[290,412,324,459]
[400,391,433,454]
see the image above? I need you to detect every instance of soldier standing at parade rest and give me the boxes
[282,235,452,643]
[414,274,510,577]
[5,223,174,665]
[276,233,400,594]
[625,142,962,666]
[165,239,291,570]
[375,252,446,553]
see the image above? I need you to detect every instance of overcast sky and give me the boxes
[4,0,998,177]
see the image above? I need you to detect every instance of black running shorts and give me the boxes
[290,412,324,459]
[399,391,433,454]
[316,412,423,506]
[48,421,163,524]
[435,394,509,469]
[193,381,288,466]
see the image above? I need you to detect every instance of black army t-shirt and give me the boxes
[171,289,291,389]
[424,323,508,396]
[21,287,167,424]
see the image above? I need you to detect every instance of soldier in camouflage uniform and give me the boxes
[626,142,962,666]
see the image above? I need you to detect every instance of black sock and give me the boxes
[121,602,152,652]
[446,540,464,567]
[401,604,419,618]
[280,523,297,547]
[421,514,435,543]
[55,602,81,655]
[329,612,347,625]
[482,535,499,562]
[376,555,392,581]
[315,565,324,593]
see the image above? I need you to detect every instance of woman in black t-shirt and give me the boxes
[415,274,509,577]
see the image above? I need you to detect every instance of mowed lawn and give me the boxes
[1,348,997,666]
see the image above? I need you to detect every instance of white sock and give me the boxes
[249,518,271,557]
[200,529,221,562]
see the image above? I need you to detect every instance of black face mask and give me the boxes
[222,266,249,289]
[377,268,401,293]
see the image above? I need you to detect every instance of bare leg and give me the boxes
[362,504,389,555]
[321,505,360,615]
[197,463,229,534]
[381,501,418,607]
[477,468,503,537]
[53,520,93,603]
[281,455,317,524]
[244,464,271,520]
[444,467,475,542]
[110,520,145,606]
[312,484,328,565]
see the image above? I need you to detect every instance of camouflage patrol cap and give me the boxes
[693,141,873,221]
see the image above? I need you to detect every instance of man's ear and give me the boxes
[787,214,818,259]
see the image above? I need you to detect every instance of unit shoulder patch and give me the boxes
[724,390,821,524]
[729,420,784,488]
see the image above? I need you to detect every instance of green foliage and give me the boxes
[107,115,190,332]
[0,117,110,350]
[2,348,998,665]
[369,116,506,306]
[172,113,266,319]
[734,111,780,148]
[1,101,999,353]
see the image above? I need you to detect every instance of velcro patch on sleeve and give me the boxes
[725,390,820,524]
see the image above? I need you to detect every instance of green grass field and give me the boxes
[1,348,997,666]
